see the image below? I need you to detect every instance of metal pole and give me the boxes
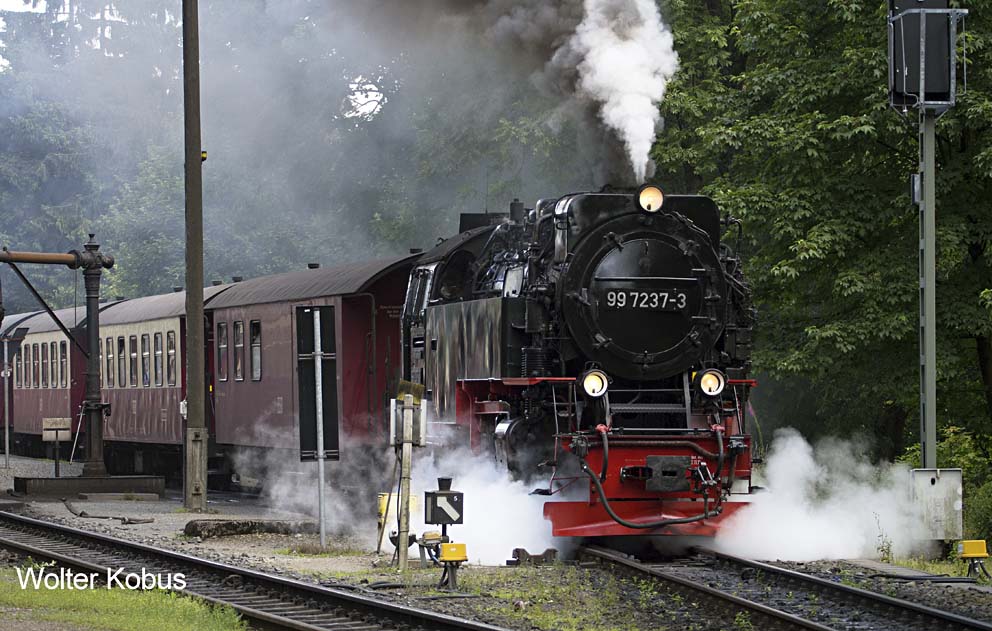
[182,0,207,511]
[920,110,938,469]
[81,238,107,478]
[2,339,9,469]
[397,394,414,571]
[313,309,327,549]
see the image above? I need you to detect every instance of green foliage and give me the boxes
[733,611,754,631]
[655,0,992,455]
[968,480,992,543]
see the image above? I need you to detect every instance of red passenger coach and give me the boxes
[206,258,415,478]
[97,287,229,475]
[3,307,89,456]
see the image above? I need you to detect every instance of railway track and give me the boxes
[0,511,505,631]
[580,545,992,631]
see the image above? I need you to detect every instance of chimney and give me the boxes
[211,279,222,286]
[409,248,423,254]
[307,263,320,269]
[510,198,525,223]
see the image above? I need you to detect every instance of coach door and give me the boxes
[296,306,339,462]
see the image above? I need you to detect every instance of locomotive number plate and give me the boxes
[602,290,687,311]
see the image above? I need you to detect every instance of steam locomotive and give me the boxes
[402,186,756,536]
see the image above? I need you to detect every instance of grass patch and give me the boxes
[456,564,652,631]
[893,556,990,583]
[0,567,246,631]
[276,541,367,557]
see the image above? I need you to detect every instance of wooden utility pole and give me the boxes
[182,0,207,511]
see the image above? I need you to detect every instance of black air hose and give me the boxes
[579,461,721,529]
[577,425,727,530]
[596,424,609,481]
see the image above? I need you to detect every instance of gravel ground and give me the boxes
[4,455,988,630]
[771,559,992,624]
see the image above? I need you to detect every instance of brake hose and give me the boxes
[578,426,726,530]
[596,424,609,481]
[579,460,721,528]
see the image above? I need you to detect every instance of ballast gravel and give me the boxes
[2,463,988,631]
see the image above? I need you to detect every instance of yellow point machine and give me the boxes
[959,540,990,579]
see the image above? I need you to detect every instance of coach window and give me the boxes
[105,338,114,388]
[27,345,33,388]
[217,322,228,382]
[250,321,262,381]
[140,334,151,387]
[129,336,138,387]
[33,344,39,387]
[48,342,55,388]
[167,331,177,387]
[14,350,21,388]
[41,342,48,388]
[154,333,163,387]
[60,341,67,388]
[233,321,244,381]
[117,337,126,388]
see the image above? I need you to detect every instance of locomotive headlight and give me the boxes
[581,369,610,398]
[696,369,726,397]
[637,185,664,213]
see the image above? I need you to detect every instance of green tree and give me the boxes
[653,0,992,457]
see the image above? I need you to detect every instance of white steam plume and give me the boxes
[568,0,678,183]
[715,429,929,561]
[393,448,568,566]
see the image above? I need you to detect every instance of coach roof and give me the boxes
[100,285,232,326]
[4,306,90,335]
[0,310,41,337]
[206,256,416,309]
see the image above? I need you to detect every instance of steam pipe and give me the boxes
[0,250,78,267]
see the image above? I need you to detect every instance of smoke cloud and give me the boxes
[378,0,680,184]
[715,429,928,561]
[400,447,566,566]
[567,0,678,182]
[229,431,393,547]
